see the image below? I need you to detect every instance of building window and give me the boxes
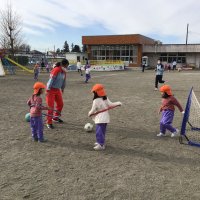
[160,53,186,64]
[90,45,138,63]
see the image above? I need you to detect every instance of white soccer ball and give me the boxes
[178,68,182,72]
[84,123,93,132]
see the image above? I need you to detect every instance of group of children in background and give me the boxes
[28,58,185,150]
[34,58,91,84]
[33,62,51,81]
[76,58,91,83]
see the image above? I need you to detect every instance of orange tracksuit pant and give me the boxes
[46,88,63,124]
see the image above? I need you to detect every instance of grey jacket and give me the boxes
[156,64,164,75]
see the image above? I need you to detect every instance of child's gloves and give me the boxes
[181,111,185,114]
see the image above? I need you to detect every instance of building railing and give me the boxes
[143,44,200,53]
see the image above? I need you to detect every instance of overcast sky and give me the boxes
[1,0,200,51]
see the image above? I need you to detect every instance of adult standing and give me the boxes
[155,59,165,90]
[46,59,69,129]
[172,60,177,70]
[142,60,146,72]
[41,60,45,71]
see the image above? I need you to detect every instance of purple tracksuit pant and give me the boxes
[96,123,107,146]
[160,109,176,134]
[85,74,91,83]
[34,71,39,80]
[30,116,44,141]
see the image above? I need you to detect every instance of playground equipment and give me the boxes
[0,49,33,74]
[1,58,16,75]
[6,57,33,73]
[0,59,5,76]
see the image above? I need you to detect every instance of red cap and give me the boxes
[91,84,106,96]
[160,85,172,95]
[33,82,46,94]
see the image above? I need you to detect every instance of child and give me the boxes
[155,59,165,90]
[46,63,50,73]
[167,63,171,72]
[157,85,184,137]
[85,64,91,83]
[27,82,49,142]
[33,62,39,80]
[88,84,122,150]
[77,60,83,76]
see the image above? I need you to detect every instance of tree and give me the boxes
[82,44,87,53]
[71,43,74,52]
[63,41,69,53]
[71,45,81,53]
[0,3,24,57]
[56,48,61,54]
[18,43,31,53]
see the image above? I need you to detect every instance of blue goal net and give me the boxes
[180,87,200,147]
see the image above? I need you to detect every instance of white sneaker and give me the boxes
[154,88,158,91]
[157,132,165,137]
[171,129,179,137]
[93,144,105,150]
[94,142,99,146]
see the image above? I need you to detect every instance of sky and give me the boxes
[1,0,200,52]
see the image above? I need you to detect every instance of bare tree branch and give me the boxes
[0,3,24,57]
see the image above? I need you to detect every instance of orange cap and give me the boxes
[33,82,46,94]
[160,85,172,95]
[91,84,106,97]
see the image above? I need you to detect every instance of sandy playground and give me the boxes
[1,69,200,200]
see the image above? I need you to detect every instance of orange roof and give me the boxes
[82,34,155,45]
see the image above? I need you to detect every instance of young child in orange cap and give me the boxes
[88,84,122,150]
[157,85,184,137]
[33,62,39,81]
[27,82,49,142]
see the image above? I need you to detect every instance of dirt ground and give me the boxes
[1,69,200,200]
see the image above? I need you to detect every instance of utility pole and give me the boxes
[53,45,56,62]
[186,23,189,45]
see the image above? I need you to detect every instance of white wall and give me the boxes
[65,53,87,62]
[186,54,200,68]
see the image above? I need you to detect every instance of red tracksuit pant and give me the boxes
[46,88,63,124]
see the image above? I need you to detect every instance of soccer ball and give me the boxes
[178,68,182,72]
[84,123,93,132]
[25,113,30,122]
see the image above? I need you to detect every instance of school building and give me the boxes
[82,34,200,68]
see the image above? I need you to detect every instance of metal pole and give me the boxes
[186,24,189,45]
